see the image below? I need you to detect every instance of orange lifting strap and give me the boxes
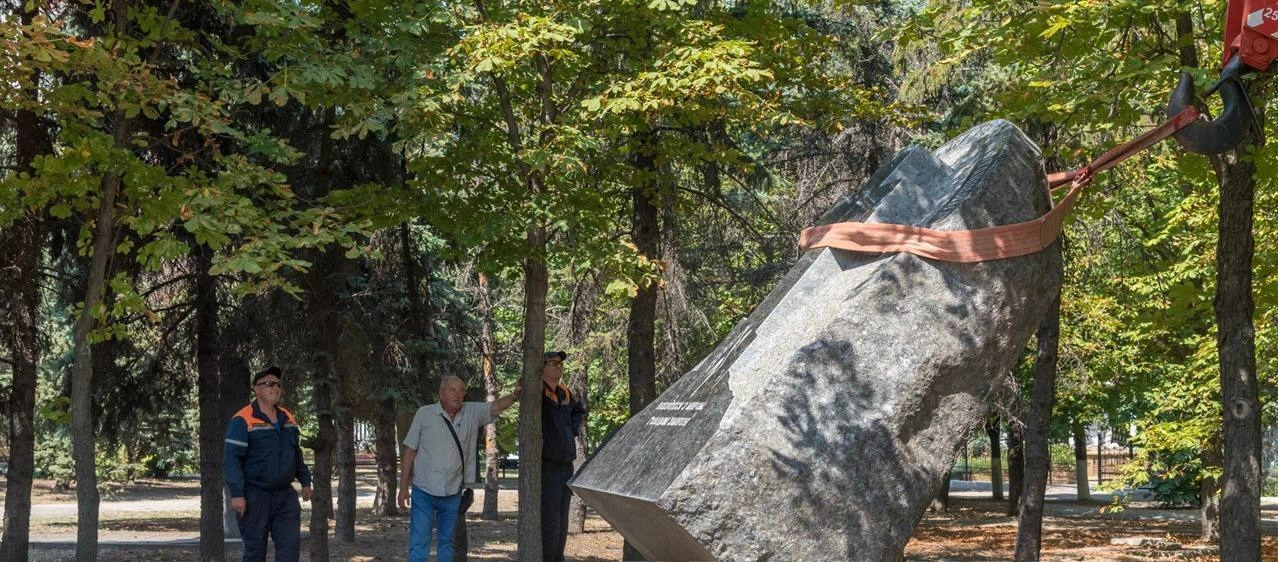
[798,107,1203,263]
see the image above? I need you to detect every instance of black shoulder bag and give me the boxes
[441,413,475,513]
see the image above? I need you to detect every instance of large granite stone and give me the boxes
[570,120,1064,561]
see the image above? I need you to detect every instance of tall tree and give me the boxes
[1174,12,1264,554]
[0,5,51,560]
[3,2,380,558]
[623,144,660,562]
[68,4,156,554]
[303,108,342,562]
[194,245,225,560]
[1209,117,1263,561]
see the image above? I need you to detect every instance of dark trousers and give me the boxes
[237,486,301,562]
[541,461,574,562]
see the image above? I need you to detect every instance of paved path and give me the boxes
[23,485,493,546]
[20,480,1278,546]
[950,480,1278,526]
[23,488,377,518]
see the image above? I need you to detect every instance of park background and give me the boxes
[1,0,1277,560]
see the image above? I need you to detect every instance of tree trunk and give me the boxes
[306,106,340,562]
[565,276,596,535]
[400,223,434,346]
[986,416,1003,501]
[0,216,41,562]
[0,20,48,556]
[220,356,251,538]
[1096,427,1103,486]
[71,122,130,562]
[455,517,469,562]
[1007,415,1024,517]
[1072,420,1090,502]
[930,470,951,513]
[1201,431,1222,543]
[1172,11,1262,557]
[372,394,398,516]
[70,182,113,562]
[71,8,139,557]
[1014,292,1060,559]
[517,223,548,561]
[622,146,661,562]
[627,158,660,416]
[309,362,336,562]
[482,37,555,558]
[307,339,338,561]
[304,246,349,560]
[368,293,397,517]
[195,246,225,560]
[335,391,356,542]
[566,374,589,535]
[1210,128,1262,561]
[334,313,357,543]
[478,272,502,520]
[455,266,475,562]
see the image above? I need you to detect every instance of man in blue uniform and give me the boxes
[541,350,585,562]
[223,365,313,562]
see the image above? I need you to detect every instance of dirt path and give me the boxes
[13,477,1278,560]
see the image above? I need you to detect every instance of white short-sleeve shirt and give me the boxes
[402,402,493,496]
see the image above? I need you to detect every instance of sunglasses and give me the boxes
[255,380,281,388]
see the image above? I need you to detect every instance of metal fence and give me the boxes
[354,420,375,452]
[949,452,1134,485]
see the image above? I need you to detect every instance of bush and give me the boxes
[1137,448,1201,508]
[33,433,150,488]
[33,433,75,489]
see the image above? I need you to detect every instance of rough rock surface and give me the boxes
[571,120,1064,561]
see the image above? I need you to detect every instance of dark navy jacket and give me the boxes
[542,382,585,464]
[223,401,313,498]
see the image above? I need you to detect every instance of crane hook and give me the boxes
[1166,54,1258,155]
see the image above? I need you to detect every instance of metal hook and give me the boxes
[1166,54,1258,155]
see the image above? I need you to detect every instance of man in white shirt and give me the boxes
[398,375,518,562]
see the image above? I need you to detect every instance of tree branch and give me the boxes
[673,184,766,243]
[140,272,197,299]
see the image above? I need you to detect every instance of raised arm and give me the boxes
[489,382,522,417]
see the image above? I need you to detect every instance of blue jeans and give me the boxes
[409,486,461,562]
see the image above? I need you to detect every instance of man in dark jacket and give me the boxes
[223,366,313,562]
[541,350,585,562]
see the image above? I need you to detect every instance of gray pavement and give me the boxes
[949,480,1278,526]
[18,480,1278,546]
